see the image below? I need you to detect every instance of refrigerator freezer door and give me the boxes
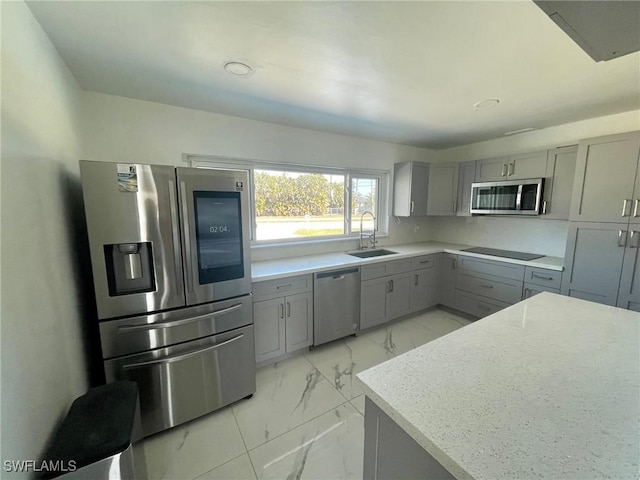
[80,161,185,320]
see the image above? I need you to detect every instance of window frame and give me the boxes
[188,154,390,246]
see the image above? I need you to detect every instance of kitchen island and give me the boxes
[357,293,640,479]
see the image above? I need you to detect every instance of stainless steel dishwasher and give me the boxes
[313,267,361,346]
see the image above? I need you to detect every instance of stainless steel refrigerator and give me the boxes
[80,160,255,437]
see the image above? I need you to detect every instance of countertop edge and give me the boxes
[251,242,564,282]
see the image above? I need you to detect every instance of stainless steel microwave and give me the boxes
[470,178,544,215]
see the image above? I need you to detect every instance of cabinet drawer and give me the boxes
[455,291,509,318]
[456,272,523,304]
[457,256,525,281]
[523,282,560,299]
[387,258,414,275]
[411,254,436,270]
[253,274,311,300]
[361,262,389,281]
[524,267,562,289]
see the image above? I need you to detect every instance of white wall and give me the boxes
[427,111,640,257]
[80,92,437,260]
[1,1,91,473]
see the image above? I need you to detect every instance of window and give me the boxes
[189,156,389,244]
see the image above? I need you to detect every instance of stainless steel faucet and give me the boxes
[359,211,377,250]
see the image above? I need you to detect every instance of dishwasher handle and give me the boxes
[315,267,360,280]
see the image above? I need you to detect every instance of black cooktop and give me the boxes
[462,247,544,261]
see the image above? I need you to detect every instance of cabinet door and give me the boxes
[542,146,578,220]
[506,151,548,179]
[456,161,476,216]
[387,273,413,319]
[393,162,428,217]
[439,254,457,308]
[410,268,438,312]
[570,132,640,223]
[561,222,628,306]
[253,297,286,363]
[476,157,508,182]
[522,283,560,299]
[284,292,313,353]
[426,163,458,216]
[361,277,389,330]
[617,229,640,311]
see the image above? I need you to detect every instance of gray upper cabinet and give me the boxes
[569,131,640,223]
[426,163,458,216]
[394,161,428,216]
[393,161,457,216]
[476,151,548,182]
[456,161,476,216]
[561,222,628,306]
[542,146,578,220]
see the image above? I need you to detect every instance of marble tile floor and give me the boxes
[142,308,472,480]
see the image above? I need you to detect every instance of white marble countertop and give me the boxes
[357,293,640,480]
[251,241,564,282]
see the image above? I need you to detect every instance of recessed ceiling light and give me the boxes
[224,61,253,77]
[473,98,500,109]
[504,127,537,136]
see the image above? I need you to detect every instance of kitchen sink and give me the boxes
[348,249,397,258]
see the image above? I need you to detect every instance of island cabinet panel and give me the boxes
[569,131,640,223]
[561,222,628,306]
[363,397,455,480]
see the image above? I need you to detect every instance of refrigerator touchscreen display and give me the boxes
[194,191,244,284]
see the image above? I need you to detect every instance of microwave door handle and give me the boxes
[515,184,523,211]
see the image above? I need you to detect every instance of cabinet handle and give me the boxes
[276,283,292,290]
[414,274,419,286]
[523,288,531,299]
[542,200,547,214]
[388,279,394,293]
[508,162,514,176]
[410,201,415,213]
[286,302,291,317]
[531,273,554,281]
[622,199,632,217]
[501,164,507,177]
[634,199,640,218]
[279,303,284,319]
[479,283,494,289]
[618,230,628,247]
[419,259,431,264]
[452,258,457,270]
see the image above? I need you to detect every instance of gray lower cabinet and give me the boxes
[561,222,628,306]
[523,283,560,299]
[439,254,457,308]
[360,255,439,330]
[253,275,313,363]
[454,256,525,317]
[363,397,455,480]
[618,239,640,311]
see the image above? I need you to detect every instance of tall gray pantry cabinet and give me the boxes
[561,131,640,310]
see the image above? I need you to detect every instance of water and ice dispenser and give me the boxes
[104,242,155,296]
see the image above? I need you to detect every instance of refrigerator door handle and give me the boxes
[168,179,184,294]
[122,334,244,369]
[118,303,243,332]
[180,181,194,294]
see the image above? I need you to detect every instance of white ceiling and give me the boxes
[26,1,640,150]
